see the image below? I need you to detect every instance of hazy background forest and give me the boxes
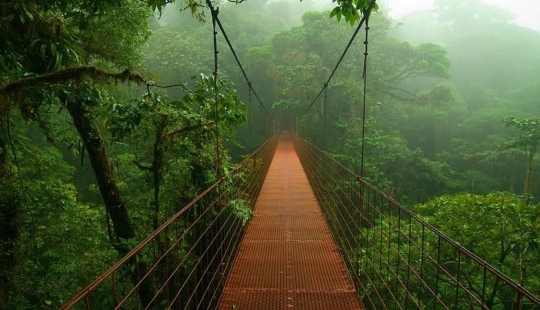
[1,0,540,308]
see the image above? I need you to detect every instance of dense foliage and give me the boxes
[0,0,251,308]
[1,0,539,308]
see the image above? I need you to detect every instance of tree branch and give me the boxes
[396,87,417,99]
[153,83,194,94]
[133,161,153,171]
[383,90,416,103]
[164,121,215,141]
[0,66,147,98]
[387,60,424,84]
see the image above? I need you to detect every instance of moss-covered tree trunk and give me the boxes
[65,100,135,245]
[65,98,157,307]
[0,182,19,310]
[0,121,20,310]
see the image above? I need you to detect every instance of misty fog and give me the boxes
[145,0,540,202]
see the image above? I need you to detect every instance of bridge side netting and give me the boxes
[61,136,276,310]
[294,134,540,310]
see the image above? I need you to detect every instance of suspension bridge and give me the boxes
[60,133,540,309]
[60,1,540,309]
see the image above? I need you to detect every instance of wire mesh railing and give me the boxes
[293,134,540,310]
[60,135,277,310]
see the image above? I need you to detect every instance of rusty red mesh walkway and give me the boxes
[218,136,362,310]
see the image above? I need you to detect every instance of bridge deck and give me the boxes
[218,136,362,309]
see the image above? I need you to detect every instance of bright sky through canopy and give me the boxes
[382,0,540,32]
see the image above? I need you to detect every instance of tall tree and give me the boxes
[504,116,540,195]
[0,1,151,307]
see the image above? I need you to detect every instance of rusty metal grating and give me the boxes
[218,137,362,310]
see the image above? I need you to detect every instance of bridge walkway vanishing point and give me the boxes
[218,135,362,309]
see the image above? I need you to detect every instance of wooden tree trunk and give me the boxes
[524,146,536,195]
[152,117,168,231]
[0,121,20,310]
[0,123,7,179]
[65,98,157,307]
[65,100,135,245]
[0,182,20,310]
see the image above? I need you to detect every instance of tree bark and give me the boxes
[0,182,20,310]
[65,100,135,245]
[152,116,168,231]
[524,145,536,195]
[0,67,146,104]
[0,125,7,179]
[65,96,160,307]
[0,121,20,310]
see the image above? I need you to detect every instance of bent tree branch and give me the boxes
[0,67,146,110]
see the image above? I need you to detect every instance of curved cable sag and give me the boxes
[211,8,270,115]
[302,0,377,116]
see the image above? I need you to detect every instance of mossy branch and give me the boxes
[0,66,147,98]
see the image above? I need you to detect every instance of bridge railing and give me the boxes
[294,134,540,309]
[61,135,277,310]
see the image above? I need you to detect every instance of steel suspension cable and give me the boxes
[323,82,327,150]
[208,1,221,178]
[208,9,224,301]
[211,10,270,115]
[360,10,372,179]
[301,0,377,116]
[248,82,252,151]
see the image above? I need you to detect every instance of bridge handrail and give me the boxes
[294,133,540,308]
[60,134,277,309]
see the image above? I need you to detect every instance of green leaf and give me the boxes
[329,7,341,18]
[50,43,57,56]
